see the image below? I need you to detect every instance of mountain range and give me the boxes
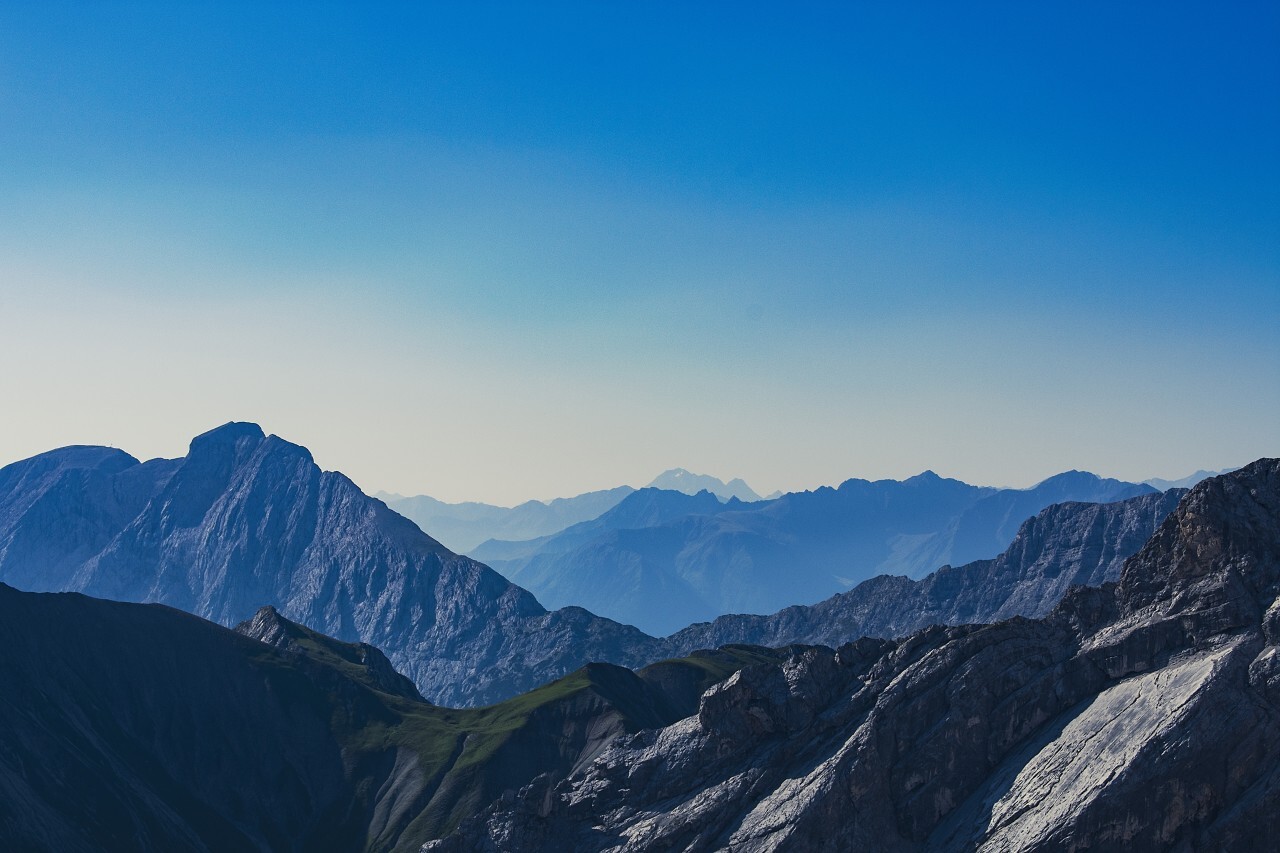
[0,423,664,706]
[379,469,759,555]
[2,457,1275,850]
[375,486,636,555]
[1143,466,1239,492]
[475,470,1158,635]
[429,458,1280,851]
[0,423,1188,706]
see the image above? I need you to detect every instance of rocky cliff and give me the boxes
[428,460,1280,851]
[0,423,664,706]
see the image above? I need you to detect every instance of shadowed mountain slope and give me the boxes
[429,460,1280,852]
[0,584,786,852]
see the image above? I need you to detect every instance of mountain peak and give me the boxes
[647,468,761,502]
[189,421,266,452]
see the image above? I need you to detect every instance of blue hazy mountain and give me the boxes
[0,423,666,706]
[646,468,763,502]
[1144,467,1239,491]
[379,467,758,555]
[377,486,635,554]
[474,470,1157,635]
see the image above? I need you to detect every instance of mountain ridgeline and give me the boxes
[379,468,760,555]
[0,423,664,706]
[475,470,1158,635]
[429,459,1280,852]
[0,583,787,852]
[376,486,637,555]
[2,461,1274,851]
[0,423,1183,708]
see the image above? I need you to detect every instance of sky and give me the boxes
[1,1,1277,504]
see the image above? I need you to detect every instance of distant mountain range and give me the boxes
[474,470,1158,635]
[663,488,1183,651]
[376,486,636,554]
[1143,466,1239,491]
[645,467,762,501]
[380,468,760,554]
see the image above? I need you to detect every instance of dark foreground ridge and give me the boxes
[427,460,1280,851]
[0,583,789,851]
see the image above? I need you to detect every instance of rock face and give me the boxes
[0,584,785,852]
[0,423,664,706]
[476,471,1157,635]
[664,489,1184,652]
[428,460,1280,852]
[377,487,636,555]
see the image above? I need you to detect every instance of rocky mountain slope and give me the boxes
[664,488,1184,652]
[0,423,667,706]
[377,486,636,555]
[477,471,1157,635]
[428,459,1280,852]
[0,583,786,852]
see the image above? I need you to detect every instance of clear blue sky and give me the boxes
[1,1,1276,503]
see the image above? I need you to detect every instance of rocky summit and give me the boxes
[0,422,664,706]
[427,460,1280,851]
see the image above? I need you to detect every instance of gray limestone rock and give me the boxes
[428,460,1280,852]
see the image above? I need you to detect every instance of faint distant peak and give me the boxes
[647,468,762,502]
[1143,467,1240,492]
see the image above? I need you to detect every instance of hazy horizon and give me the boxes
[2,3,1276,505]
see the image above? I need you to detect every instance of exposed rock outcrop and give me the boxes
[429,460,1280,852]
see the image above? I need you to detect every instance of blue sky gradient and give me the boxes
[1,2,1276,502]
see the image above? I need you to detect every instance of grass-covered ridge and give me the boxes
[238,606,793,850]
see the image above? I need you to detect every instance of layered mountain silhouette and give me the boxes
[1144,466,1239,491]
[646,468,762,502]
[664,488,1183,652]
[429,460,1280,851]
[475,470,1157,635]
[0,583,785,851]
[377,487,636,554]
[0,422,667,706]
[379,467,757,556]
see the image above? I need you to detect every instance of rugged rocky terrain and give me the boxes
[428,460,1280,851]
[476,470,1156,635]
[0,422,667,706]
[0,583,787,852]
[664,488,1184,651]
